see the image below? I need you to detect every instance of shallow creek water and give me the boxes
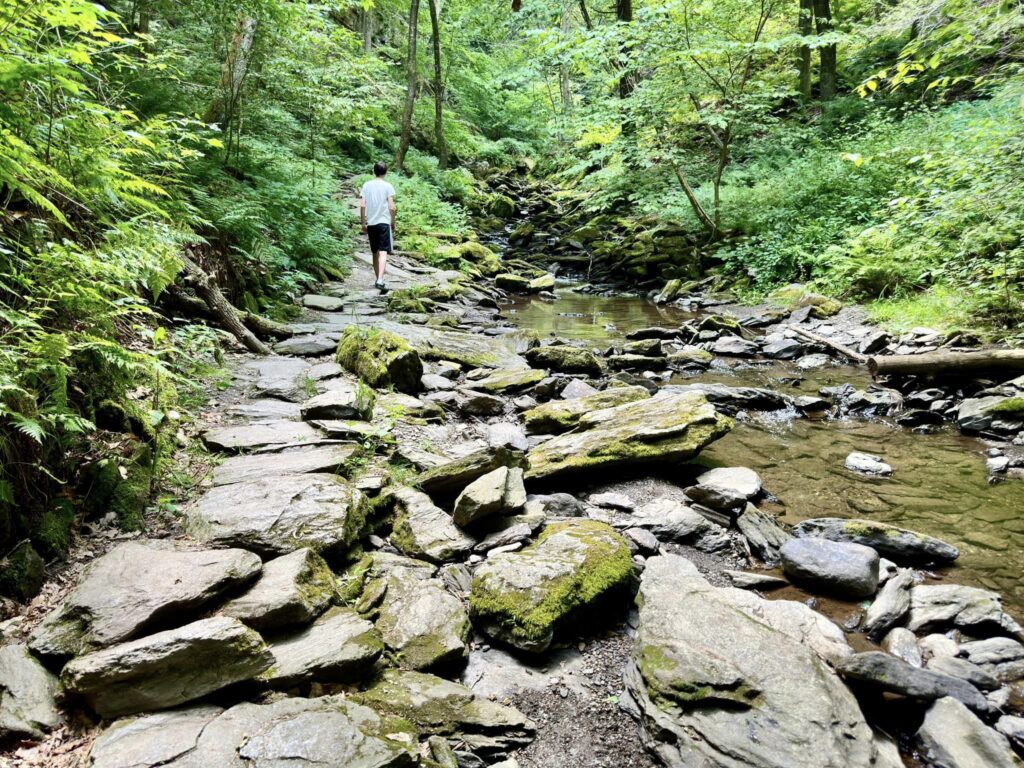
[504,291,1024,617]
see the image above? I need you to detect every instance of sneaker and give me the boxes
[378,282,389,294]
[373,279,383,289]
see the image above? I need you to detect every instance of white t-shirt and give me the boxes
[361,178,396,227]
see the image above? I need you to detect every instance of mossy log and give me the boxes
[868,349,1024,377]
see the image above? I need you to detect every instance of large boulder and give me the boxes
[907,584,1024,640]
[353,670,535,756]
[87,696,417,768]
[625,555,896,768]
[188,474,368,558]
[522,385,650,435]
[0,645,60,741]
[222,547,337,631]
[336,326,423,394]
[29,541,261,659]
[780,538,879,599]
[793,518,959,564]
[469,520,632,653]
[524,345,603,376]
[376,575,471,671]
[300,381,375,421]
[525,392,732,483]
[61,616,273,718]
[387,486,475,563]
[917,697,1018,768]
[263,607,382,688]
[453,466,526,527]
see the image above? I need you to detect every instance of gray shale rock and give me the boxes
[263,607,382,688]
[780,538,879,599]
[625,555,896,768]
[202,420,324,453]
[300,382,374,421]
[736,504,792,564]
[212,444,356,486]
[189,473,368,557]
[61,616,273,718]
[864,569,914,639]
[388,486,475,563]
[917,696,1018,768]
[222,547,338,631]
[417,446,529,500]
[0,644,60,741]
[453,466,527,527]
[793,517,959,564]
[29,541,261,659]
[687,466,762,513]
[907,584,1024,640]
[376,576,471,671]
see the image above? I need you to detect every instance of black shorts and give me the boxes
[367,223,392,253]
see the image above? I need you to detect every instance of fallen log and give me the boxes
[164,287,294,341]
[868,349,1024,377]
[181,250,272,355]
[788,324,868,364]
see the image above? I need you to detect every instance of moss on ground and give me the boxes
[336,326,423,394]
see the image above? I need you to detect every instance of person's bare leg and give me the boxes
[372,251,381,284]
[377,250,388,282]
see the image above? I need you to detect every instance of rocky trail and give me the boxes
[2,235,1024,768]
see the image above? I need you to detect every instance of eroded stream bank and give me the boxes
[2,240,1023,768]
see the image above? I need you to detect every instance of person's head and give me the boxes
[373,161,387,177]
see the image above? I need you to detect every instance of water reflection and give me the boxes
[506,292,1024,616]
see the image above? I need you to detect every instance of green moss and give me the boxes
[989,397,1024,417]
[0,541,46,601]
[336,326,423,394]
[34,498,75,557]
[523,386,649,434]
[387,291,429,314]
[469,520,633,650]
[81,442,154,531]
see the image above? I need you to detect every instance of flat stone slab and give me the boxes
[625,555,896,768]
[301,294,345,311]
[300,382,374,421]
[222,547,338,630]
[471,368,547,393]
[226,398,302,420]
[87,696,417,768]
[523,385,650,435]
[243,357,310,401]
[212,444,356,486]
[274,333,338,357]
[418,446,529,500]
[793,517,959,564]
[376,575,471,671]
[61,616,272,718]
[263,607,382,688]
[0,644,60,741]
[525,392,731,483]
[189,473,368,557]
[29,541,261,659]
[202,420,324,453]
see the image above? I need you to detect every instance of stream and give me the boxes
[504,290,1024,617]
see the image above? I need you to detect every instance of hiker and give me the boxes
[359,161,397,293]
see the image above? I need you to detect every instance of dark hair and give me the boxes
[373,161,387,177]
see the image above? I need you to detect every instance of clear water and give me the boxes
[503,292,1024,616]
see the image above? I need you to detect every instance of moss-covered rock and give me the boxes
[769,284,842,317]
[487,194,517,219]
[654,279,683,305]
[81,442,153,531]
[471,367,547,393]
[337,326,423,395]
[469,520,633,652]
[528,273,555,292]
[439,242,503,277]
[526,391,732,482]
[495,273,532,293]
[387,291,430,314]
[524,345,603,376]
[0,541,46,601]
[523,385,651,435]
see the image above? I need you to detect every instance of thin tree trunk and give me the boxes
[798,0,813,98]
[559,9,573,113]
[427,0,447,168]
[616,0,633,98]
[395,0,420,171]
[203,15,258,126]
[362,7,373,54]
[813,0,837,101]
[578,0,593,30]
[671,164,716,234]
[180,251,272,355]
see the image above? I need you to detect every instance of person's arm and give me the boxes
[359,193,367,234]
[388,195,396,232]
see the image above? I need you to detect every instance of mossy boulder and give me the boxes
[438,242,502,276]
[524,345,603,376]
[508,222,534,245]
[81,442,154,531]
[337,326,423,395]
[654,279,683,305]
[496,273,532,293]
[526,391,732,482]
[769,284,842,318]
[387,291,430,314]
[469,520,633,653]
[523,385,651,435]
[0,541,46,602]
[487,194,517,219]
[528,273,555,292]
[471,367,547,393]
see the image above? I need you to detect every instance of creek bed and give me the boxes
[505,291,1024,617]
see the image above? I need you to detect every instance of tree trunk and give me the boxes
[362,6,373,54]
[395,0,421,172]
[164,287,294,341]
[559,9,573,113]
[578,0,593,30]
[671,163,716,234]
[203,15,258,126]
[798,0,813,98]
[427,0,447,168]
[180,251,272,355]
[616,0,633,98]
[868,350,1024,377]
[813,0,836,101]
